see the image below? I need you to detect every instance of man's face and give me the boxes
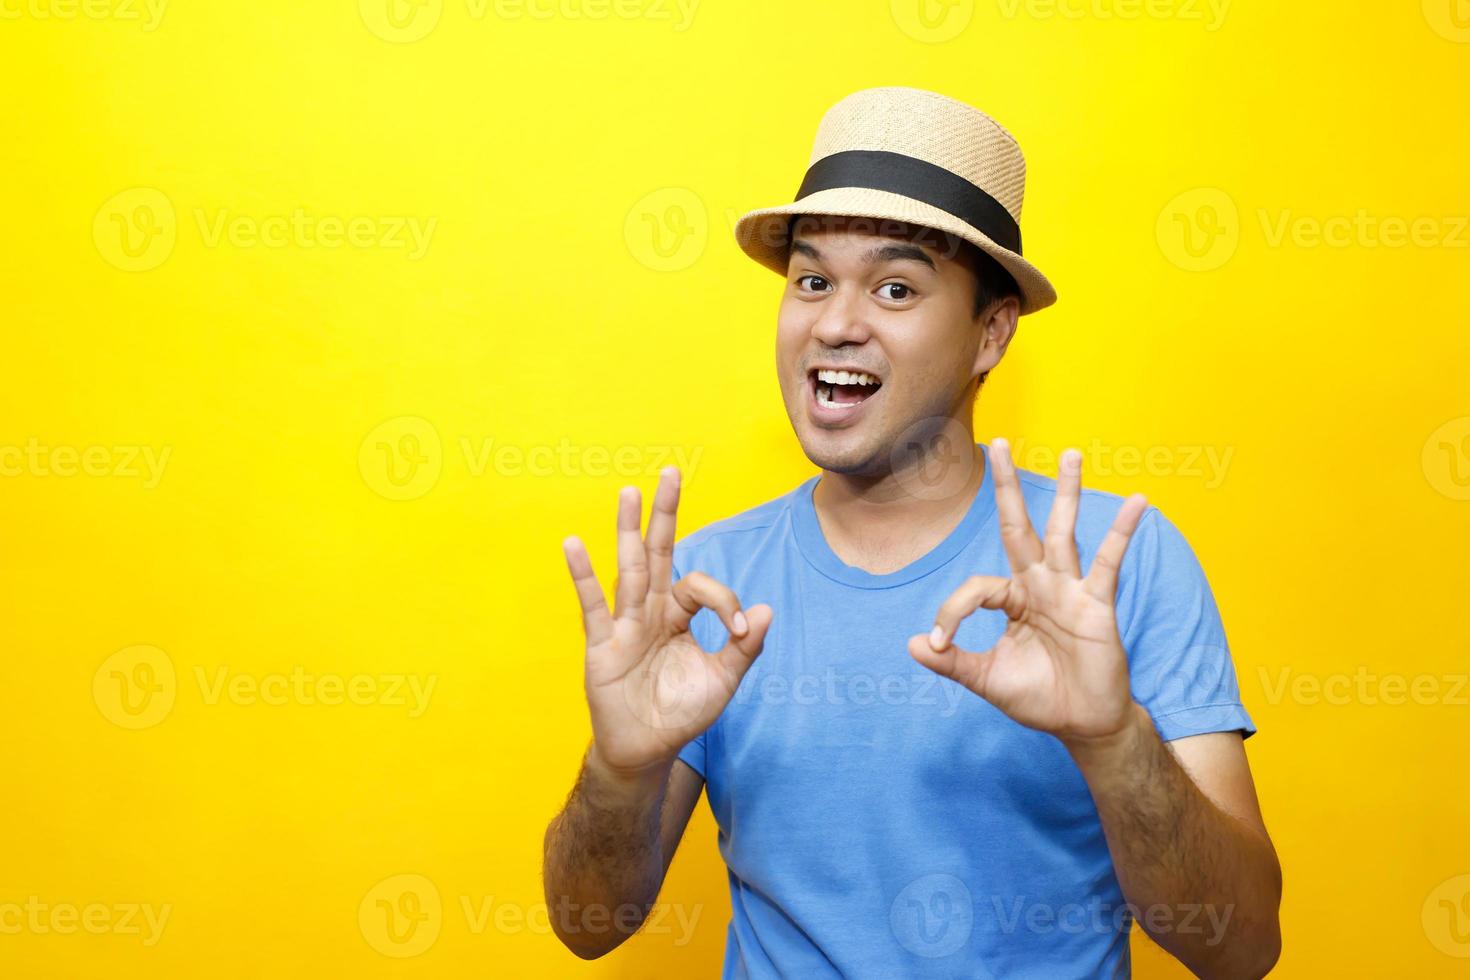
[775,215,1012,478]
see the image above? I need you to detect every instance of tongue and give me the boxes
[832,383,870,405]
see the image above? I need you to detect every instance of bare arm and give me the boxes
[542,466,770,959]
[912,440,1281,978]
[542,753,704,959]
[1069,714,1282,978]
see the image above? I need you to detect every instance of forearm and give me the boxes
[542,745,674,958]
[1066,704,1283,979]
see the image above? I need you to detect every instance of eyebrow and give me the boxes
[791,239,936,272]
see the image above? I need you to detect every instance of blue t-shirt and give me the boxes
[671,442,1254,979]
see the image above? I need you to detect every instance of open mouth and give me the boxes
[811,368,882,411]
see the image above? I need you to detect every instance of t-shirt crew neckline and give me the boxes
[792,441,998,590]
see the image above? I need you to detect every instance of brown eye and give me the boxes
[879,283,912,301]
[798,275,831,292]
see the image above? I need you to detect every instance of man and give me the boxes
[543,87,1282,978]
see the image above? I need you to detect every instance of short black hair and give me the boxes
[960,238,1021,318]
[964,242,1020,390]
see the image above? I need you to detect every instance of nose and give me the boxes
[809,283,873,348]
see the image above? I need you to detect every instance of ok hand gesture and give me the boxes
[909,440,1150,746]
[563,467,773,777]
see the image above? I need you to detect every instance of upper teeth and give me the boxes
[816,369,879,386]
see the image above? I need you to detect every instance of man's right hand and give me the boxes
[562,466,772,780]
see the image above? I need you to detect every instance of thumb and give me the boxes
[908,632,990,696]
[714,603,772,682]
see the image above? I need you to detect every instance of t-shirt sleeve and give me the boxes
[676,730,709,779]
[669,555,709,779]
[1114,506,1257,742]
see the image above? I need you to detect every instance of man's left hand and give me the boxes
[908,438,1151,749]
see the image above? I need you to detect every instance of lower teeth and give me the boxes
[816,383,864,409]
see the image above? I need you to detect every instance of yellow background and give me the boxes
[3,0,1468,976]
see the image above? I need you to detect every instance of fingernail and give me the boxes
[929,625,947,649]
[734,611,749,636]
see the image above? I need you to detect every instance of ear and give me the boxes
[972,295,1021,380]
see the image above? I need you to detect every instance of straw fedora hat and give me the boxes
[733,86,1056,315]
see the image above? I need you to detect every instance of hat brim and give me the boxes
[733,186,1057,315]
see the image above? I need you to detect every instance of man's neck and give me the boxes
[811,439,987,575]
